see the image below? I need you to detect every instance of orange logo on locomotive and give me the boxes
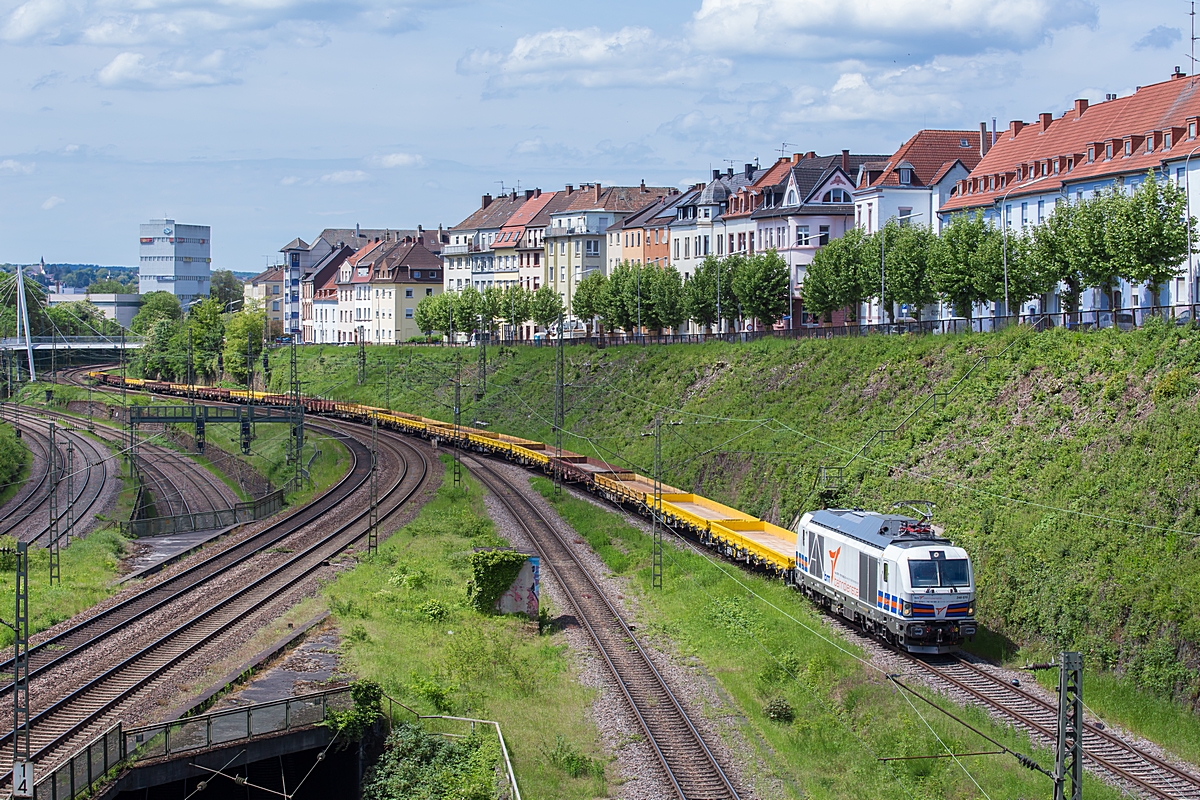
[828,547,841,575]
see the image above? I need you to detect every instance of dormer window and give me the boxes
[1191,121,1198,138]
[1166,131,1174,149]
[786,190,797,205]
[1017,166,1023,181]
[899,168,912,184]
[1087,147,1095,163]
[1054,159,1060,174]
[959,138,970,148]
[822,188,851,202]
[1124,140,1132,156]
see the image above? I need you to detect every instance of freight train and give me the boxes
[88,372,976,654]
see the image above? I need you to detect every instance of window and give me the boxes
[796,225,809,245]
[822,188,851,202]
[272,300,279,311]
[899,168,912,184]
[1021,202,1028,225]
[1087,147,1095,163]
[405,288,413,298]
[1054,159,1060,175]
[1037,199,1045,223]
[898,208,913,226]
[1124,140,1132,156]
[703,235,710,255]
[818,225,830,245]
[426,288,433,296]
[585,239,599,256]
[560,242,566,255]
[405,308,413,318]
[717,234,723,255]
[684,238,690,258]
[1191,121,1197,138]
[1178,167,1187,185]
[1166,131,1174,149]
[786,190,797,205]
[272,285,279,294]
[674,239,680,259]
[574,240,581,256]
[1005,204,1012,227]
[1105,143,1113,160]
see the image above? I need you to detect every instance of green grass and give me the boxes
[326,457,607,800]
[273,326,1200,732]
[0,420,30,509]
[531,476,1121,800]
[0,529,128,647]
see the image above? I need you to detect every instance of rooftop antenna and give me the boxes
[777,142,802,158]
[495,180,507,195]
[1191,3,1197,80]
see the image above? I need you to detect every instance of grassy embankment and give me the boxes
[275,326,1200,763]
[532,476,1122,799]
[0,418,30,508]
[326,457,608,800]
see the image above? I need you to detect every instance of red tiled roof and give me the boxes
[451,194,527,231]
[944,73,1200,212]
[866,129,983,189]
[562,183,675,213]
[723,158,795,219]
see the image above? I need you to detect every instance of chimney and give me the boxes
[744,163,754,178]
[565,185,573,194]
[525,189,535,200]
[1174,66,1186,79]
[841,149,850,172]
[979,122,989,156]
[534,188,541,198]
[510,189,517,200]
[355,223,360,237]
[481,194,493,209]
[1039,112,1053,132]
[791,152,801,163]
[1009,119,1025,137]
[806,151,816,159]
[594,182,602,202]
[640,178,646,190]
[1074,98,1089,118]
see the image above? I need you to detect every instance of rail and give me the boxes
[119,489,285,537]
[384,695,522,800]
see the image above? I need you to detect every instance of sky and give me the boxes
[0,0,1194,270]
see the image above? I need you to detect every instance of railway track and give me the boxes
[0,419,431,783]
[0,411,110,545]
[906,655,1200,800]
[464,455,740,800]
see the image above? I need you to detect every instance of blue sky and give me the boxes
[0,0,1191,270]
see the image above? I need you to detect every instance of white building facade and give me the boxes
[138,218,211,305]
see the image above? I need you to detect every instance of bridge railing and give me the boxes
[34,724,122,800]
[119,489,284,538]
[0,336,142,346]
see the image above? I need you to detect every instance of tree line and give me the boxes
[804,171,1194,322]
[414,251,792,337]
[130,291,271,384]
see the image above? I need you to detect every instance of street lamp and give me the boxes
[880,211,923,325]
[996,174,1049,318]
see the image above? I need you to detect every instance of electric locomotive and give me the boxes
[794,508,976,653]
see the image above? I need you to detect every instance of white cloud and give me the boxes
[1,0,73,43]
[0,159,36,174]
[279,175,301,185]
[41,195,65,210]
[690,0,1097,60]
[320,170,369,184]
[374,152,425,168]
[96,50,233,89]
[460,26,731,92]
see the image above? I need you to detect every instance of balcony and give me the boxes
[544,223,604,237]
[442,242,483,255]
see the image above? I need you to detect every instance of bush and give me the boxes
[363,722,498,800]
[465,549,529,613]
[418,599,449,622]
[763,696,795,723]
[1152,368,1195,403]
[541,734,605,778]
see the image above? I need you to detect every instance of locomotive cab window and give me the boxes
[909,559,970,588]
[883,563,889,582]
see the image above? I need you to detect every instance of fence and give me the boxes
[32,687,352,800]
[33,725,122,800]
[119,488,284,538]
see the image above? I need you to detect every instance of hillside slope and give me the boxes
[273,323,1200,709]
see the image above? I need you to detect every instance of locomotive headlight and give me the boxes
[968,604,975,616]
[902,601,912,617]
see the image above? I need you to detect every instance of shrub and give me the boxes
[764,696,795,723]
[362,722,498,800]
[1152,368,1195,403]
[418,599,449,622]
[541,735,605,778]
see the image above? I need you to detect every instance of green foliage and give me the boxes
[324,679,384,741]
[1151,368,1195,402]
[0,422,28,504]
[684,256,720,331]
[570,271,608,331]
[499,284,532,335]
[210,270,244,309]
[803,227,867,321]
[362,722,499,800]
[130,291,181,334]
[763,696,795,723]
[466,549,530,613]
[530,284,564,329]
[882,222,938,319]
[222,306,266,384]
[85,278,132,294]
[929,211,1002,317]
[732,249,790,327]
[541,735,605,778]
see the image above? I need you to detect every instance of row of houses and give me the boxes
[265,68,1200,342]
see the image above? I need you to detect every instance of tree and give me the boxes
[803,228,868,322]
[223,307,266,384]
[604,262,639,333]
[930,211,1001,318]
[530,285,564,330]
[684,256,719,332]
[413,293,444,337]
[86,278,131,294]
[1031,202,1080,312]
[452,286,482,333]
[1111,170,1194,303]
[46,300,123,337]
[210,270,243,309]
[884,223,938,319]
[1071,187,1125,307]
[131,291,182,334]
[717,254,744,330]
[648,265,686,333]
[188,296,226,381]
[571,272,609,336]
[479,285,504,334]
[500,285,532,338]
[732,250,790,328]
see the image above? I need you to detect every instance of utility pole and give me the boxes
[368,414,379,555]
[383,358,392,410]
[48,422,60,586]
[553,311,565,496]
[187,324,195,406]
[290,336,304,490]
[357,339,366,384]
[64,438,74,548]
[652,417,662,588]
[1053,652,1084,800]
[452,380,462,491]
[11,541,30,787]
[476,314,487,401]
